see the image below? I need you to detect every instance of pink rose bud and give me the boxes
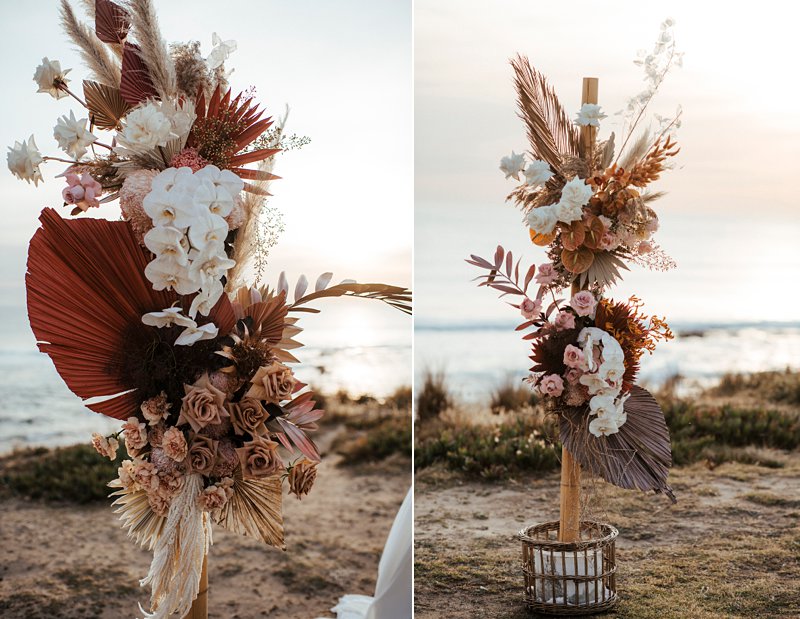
[563,344,586,369]
[534,263,557,285]
[553,311,576,331]
[520,297,542,320]
[538,373,565,397]
[570,290,597,317]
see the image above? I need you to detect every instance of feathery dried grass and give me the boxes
[618,131,651,171]
[171,41,212,99]
[78,0,96,19]
[60,0,121,87]
[126,0,176,99]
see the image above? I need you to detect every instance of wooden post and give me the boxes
[183,555,208,619]
[558,77,598,543]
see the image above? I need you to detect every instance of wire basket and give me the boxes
[518,520,618,616]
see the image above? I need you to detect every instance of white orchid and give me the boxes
[526,204,558,235]
[143,183,196,229]
[193,179,235,218]
[144,226,190,265]
[499,151,526,180]
[188,242,235,283]
[188,213,229,249]
[53,110,96,160]
[589,394,618,418]
[189,279,224,318]
[33,57,70,99]
[574,103,607,127]
[151,166,194,194]
[589,415,619,438]
[142,307,196,328]
[7,135,44,186]
[116,102,174,152]
[175,321,219,346]
[195,164,244,196]
[144,256,200,295]
[579,372,608,395]
[206,33,237,70]
[523,160,553,188]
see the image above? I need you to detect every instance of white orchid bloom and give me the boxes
[195,164,244,196]
[189,279,224,318]
[144,226,190,265]
[144,256,201,295]
[193,178,235,218]
[188,242,235,283]
[499,151,526,180]
[206,33,237,70]
[142,307,196,328]
[589,415,619,438]
[589,394,619,418]
[188,213,229,250]
[175,321,219,346]
[143,184,197,229]
[151,167,194,194]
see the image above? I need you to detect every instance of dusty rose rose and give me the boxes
[177,374,229,432]
[563,345,586,369]
[288,459,318,500]
[538,374,565,398]
[162,426,188,462]
[62,172,103,211]
[519,297,542,321]
[228,397,269,436]
[197,484,229,512]
[187,435,219,475]
[637,240,653,254]
[157,469,184,496]
[132,459,160,493]
[570,291,597,317]
[141,392,171,426]
[235,436,283,479]
[246,362,297,403]
[122,416,148,452]
[91,433,118,460]
[554,311,576,331]
[565,368,583,384]
[534,263,558,285]
[218,476,234,500]
[211,440,239,478]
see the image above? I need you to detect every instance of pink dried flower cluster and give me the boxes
[91,432,118,460]
[62,172,102,211]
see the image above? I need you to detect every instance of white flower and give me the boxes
[589,415,619,437]
[144,256,201,295]
[143,182,197,229]
[175,321,219,346]
[116,102,174,151]
[559,177,594,210]
[193,178,235,217]
[554,201,584,224]
[579,372,608,395]
[34,58,70,99]
[589,394,618,418]
[189,279,224,318]
[207,33,237,70]
[151,166,194,194]
[188,242,235,283]
[523,160,553,188]
[53,111,96,160]
[142,307,196,328]
[144,226,190,265]
[499,151,526,180]
[195,165,243,198]
[574,103,607,127]
[7,135,44,186]
[526,204,558,235]
[598,361,624,384]
[152,99,196,142]
[188,213,229,249]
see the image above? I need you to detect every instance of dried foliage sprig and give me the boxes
[60,0,121,87]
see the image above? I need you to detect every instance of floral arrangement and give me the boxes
[469,22,681,500]
[12,2,410,617]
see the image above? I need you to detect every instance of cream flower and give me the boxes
[589,415,619,437]
[526,204,558,235]
[523,160,553,187]
[187,213,229,250]
[144,256,200,295]
[122,417,148,452]
[574,103,607,127]
[91,433,119,460]
[175,321,219,346]
[116,102,174,151]
[559,177,594,209]
[7,135,44,186]
[499,151,526,180]
[554,200,584,224]
[589,394,618,418]
[207,32,238,70]
[53,111,96,160]
[33,57,70,99]
[144,226,190,265]
[142,183,197,229]
[188,280,224,318]
[195,164,244,197]
[193,178,236,218]
[188,243,235,283]
[162,426,188,462]
[142,306,196,328]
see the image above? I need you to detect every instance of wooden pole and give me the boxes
[558,77,598,543]
[183,555,208,619]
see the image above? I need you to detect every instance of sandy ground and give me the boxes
[415,452,800,618]
[0,425,410,619]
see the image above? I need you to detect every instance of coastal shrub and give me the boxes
[711,370,800,406]
[416,369,452,421]
[489,376,538,414]
[335,413,412,463]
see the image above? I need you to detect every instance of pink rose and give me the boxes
[162,426,188,462]
[132,459,160,493]
[117,460,136,489]
[62,172,103,211]
[197,484,229,512]
[563,345,586,369]
[565,368,583,384]
[570,291,597,317]
[122,416,148,452]
[534,263,557,285]
[554,311,576,331]
[598,231,618,250]
[246,363,297,403]
[519,297,542,320]
[538,374,565,398]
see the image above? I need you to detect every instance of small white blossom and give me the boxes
[206,33,237,70]
[523,160,553,188]
[143,183,197,229]
[589,415,619,437]
[189,279,225,318]
[526,204,558,235]
[558,177,593,210]
[7,135,44,186]
[33,57,70,99]
[142,307,196,328]
[188,242,235,283]
[53,111,96,160]
[554,201,584,224]
[175,321,219,346]
[193,178,236,217]
[195,164,244,196]
[574,103,607,127]
[499,151,526,180]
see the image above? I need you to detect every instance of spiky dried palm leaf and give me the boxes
[510,54,580,173]
[560,386,675,502]
[213,473,285,550]
[26,209,236,419]
[83,80,130,130]
[60,0,121,87]
[575,251,630,289]
[109,484,165,549]
[95,0,129,46]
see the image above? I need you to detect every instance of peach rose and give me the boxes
[187,435,219,476]
[162,426,188,462]
[148,491,171,517]
[538,374,565,398]
[534,263,558,285]
[140,392,171,426]
[91,433,118,460]
[227,397,269,436]
[235,436,283,479]
[117,460,137,489]
[177,374,229,432]
[132,459,160,493]
[288,459,318,500]
[570,291,597,317]
[246,362,297,403]
[122,416,148,452]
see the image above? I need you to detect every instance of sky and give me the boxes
[415,0,800,326]
[0,0,412,354]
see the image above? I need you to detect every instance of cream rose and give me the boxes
[526,204,558,235]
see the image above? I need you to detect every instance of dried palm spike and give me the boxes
[213,473,285,550]
[83,80,130,130]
